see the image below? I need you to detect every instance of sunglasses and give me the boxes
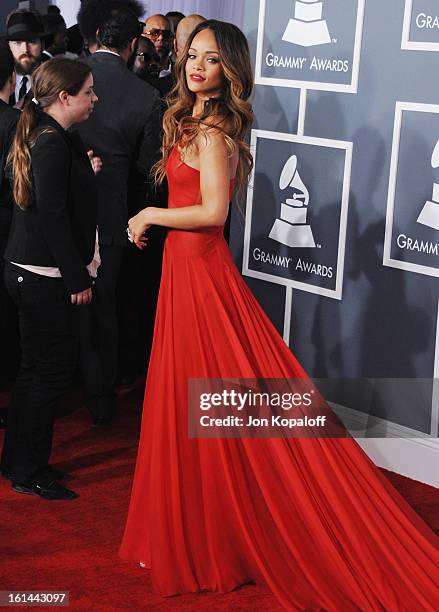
[144,28,173,41]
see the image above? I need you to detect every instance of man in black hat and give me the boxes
[5,9,47,107]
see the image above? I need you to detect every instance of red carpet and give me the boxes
[0,386,438,611]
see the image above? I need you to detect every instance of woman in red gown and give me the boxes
[120,20,439,611]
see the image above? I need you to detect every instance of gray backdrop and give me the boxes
[230,0,439,437]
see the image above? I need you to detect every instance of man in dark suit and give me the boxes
[76,3,161,426]
[0,44,20,429]
[5,10,47,108]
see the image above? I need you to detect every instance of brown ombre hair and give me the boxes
[8,57,91,210]
[154,19,254,192]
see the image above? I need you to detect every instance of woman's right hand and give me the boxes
[128,209,152,249]
[71,288,93,305]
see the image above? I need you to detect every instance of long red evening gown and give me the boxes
[119,145,439,611]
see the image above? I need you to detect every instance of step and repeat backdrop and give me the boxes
[230,0,439,436]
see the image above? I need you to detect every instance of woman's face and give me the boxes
[67,74,98,123]
[185,29,225,100]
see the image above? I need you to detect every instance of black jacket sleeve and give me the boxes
[136,94,163,180]
[31,130,91,293]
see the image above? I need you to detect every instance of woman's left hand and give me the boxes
[128,209,152,249]
[87,149,103,175]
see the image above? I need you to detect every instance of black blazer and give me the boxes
[4,111,97,294]
[0,100,19,255]
[76,51,161,246]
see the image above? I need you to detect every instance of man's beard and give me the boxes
[15,55,40,76]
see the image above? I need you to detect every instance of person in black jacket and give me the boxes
[76,3,161,426]
[0,44,20,428]
[0,57,100,500]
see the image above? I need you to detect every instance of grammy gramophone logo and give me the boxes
[417,139,439,231]
[282,0,331,47]
[269,155,316,248]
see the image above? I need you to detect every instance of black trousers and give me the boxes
[0,263,79,484]
[80,244,124,418]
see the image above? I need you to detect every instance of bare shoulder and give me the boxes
[195,117,238,178]
[196,117,228,149]
[197,116,239,157]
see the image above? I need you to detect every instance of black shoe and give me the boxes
[12,480,78,500]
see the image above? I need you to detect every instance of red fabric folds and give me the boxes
[119,147,439,611]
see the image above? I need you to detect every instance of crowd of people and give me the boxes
[0,1,206,499]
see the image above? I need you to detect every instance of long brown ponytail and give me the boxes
[8,57,91,210]
[9,102,37,210]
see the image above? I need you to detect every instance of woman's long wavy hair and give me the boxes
[154,19,254,192]
[8,57,91,210]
